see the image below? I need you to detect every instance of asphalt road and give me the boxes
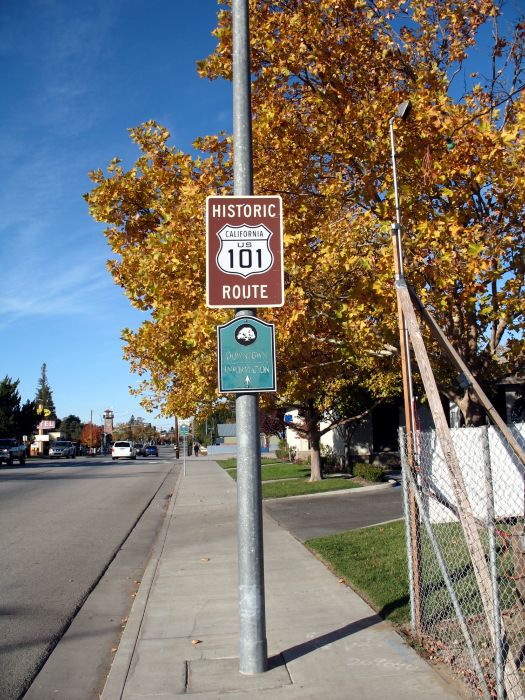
[0,448,179,700]
[263,482,403,541]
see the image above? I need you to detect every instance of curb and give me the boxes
[101,462,183,700]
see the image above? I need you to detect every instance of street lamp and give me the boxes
[389,99,416,432]
[389,100,422,637]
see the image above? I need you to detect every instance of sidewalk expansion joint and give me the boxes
[185,656,292,694]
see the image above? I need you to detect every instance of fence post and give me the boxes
[399,429,417,634]
[481,426,504,700]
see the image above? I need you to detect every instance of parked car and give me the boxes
[49,441,76,459]
[134,443,146,457]
[144,445,158,457]
[112,440,137,460]
[0,438,26,465]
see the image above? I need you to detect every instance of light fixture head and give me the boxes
[395,100,412,121]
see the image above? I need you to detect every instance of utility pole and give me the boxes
[232,0,267,675]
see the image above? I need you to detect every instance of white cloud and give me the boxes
[0,261,112,327]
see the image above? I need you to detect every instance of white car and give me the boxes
[112,440,137,460]
[49,441,76,459]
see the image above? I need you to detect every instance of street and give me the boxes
[0,448,178,700]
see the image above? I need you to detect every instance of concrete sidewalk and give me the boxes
[102,458,462,699]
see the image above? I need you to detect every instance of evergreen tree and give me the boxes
[35,363,56,419]
[0,377,21,436]
[60,415,82,441]
[0,376,39,439]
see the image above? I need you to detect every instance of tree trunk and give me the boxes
[309,433,322,482]
[456,388,486,427]
[295,399,323,482]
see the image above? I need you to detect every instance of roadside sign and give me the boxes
[217,317,277,393]
[179,424,189,436]
[37,420,55,430]
[206,195,284,308]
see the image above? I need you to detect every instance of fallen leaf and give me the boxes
[111,647,118,653]
[338,578,345,584]
[191,639,202,645]
[200,557,210,563]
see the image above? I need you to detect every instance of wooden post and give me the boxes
[391,225,423,637]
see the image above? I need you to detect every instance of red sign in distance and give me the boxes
[206,195,284,308]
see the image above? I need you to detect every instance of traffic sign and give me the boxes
[179,423,189,436]
[217,317,277,393]
[206,195,284,308]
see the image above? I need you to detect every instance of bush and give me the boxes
[276,439,295,461]
[353,462,384,482]
[320,444,338,472]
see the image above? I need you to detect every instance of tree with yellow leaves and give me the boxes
[86,0,525,480]
[201,0,525,423]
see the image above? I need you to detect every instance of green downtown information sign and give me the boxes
[217,317,277,393]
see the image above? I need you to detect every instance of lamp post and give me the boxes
[389,100,416,432]
[389,100,422,637]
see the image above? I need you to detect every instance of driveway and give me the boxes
[263,482,403,541]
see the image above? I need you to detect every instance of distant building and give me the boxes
[206,423,280,456]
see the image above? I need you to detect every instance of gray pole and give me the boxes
[232,0,268,674]
[399,429,417,633]
[481,427,504,700]
[389,114,416,427]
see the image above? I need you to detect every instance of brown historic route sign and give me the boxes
[206,195,284,308]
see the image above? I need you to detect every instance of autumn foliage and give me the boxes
[86,0,525,476]
[80,423,102,449]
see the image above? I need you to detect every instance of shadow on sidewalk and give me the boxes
[270,613,382,666]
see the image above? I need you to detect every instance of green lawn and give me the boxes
[217,458,293,470]
[217,458,237,469]
[217,458,363,498]
[306,520,410,625]
[227,463,312,481]
[262,477,361,499]
[305,520,509,627]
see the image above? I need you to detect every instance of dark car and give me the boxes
[144,445,158,457]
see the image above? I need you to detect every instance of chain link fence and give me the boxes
[400,423,525,700]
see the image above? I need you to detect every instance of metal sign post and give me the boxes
[231,0,267,675]
[180,423,189,477]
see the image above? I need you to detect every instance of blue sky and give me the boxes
[0,0,230,429]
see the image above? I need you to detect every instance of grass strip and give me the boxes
[262,477,361,499]
[227,463,312,482]
[217,458,237,469]
[306,520,409,625]
[217,457,293,469]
